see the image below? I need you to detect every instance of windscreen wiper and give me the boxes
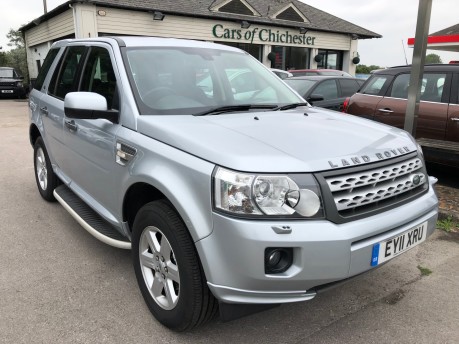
[273,102,309,111]
[193,104,277,116]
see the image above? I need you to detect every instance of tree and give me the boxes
[2,28,28,83]
[425,53,442,64]
[356,64,383,74]
[6,28,25,49]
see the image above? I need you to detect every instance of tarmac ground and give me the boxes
[1,99,458,344]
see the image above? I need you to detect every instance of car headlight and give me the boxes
[213,167,324,219]
[16,81,23,87]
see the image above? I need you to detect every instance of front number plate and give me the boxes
[371,221,427,266]
[1,90,14,93]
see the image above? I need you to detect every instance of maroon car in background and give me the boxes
[344,64,459,167]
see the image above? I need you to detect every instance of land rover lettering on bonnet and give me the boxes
[29,37,438,331]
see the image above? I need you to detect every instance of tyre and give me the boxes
[33,137,59,201]
[132,200,217,331]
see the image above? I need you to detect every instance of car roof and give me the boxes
[372,64,459,75]
[286,76,358,81]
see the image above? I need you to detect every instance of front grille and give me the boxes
[0,82,15,87]
[324,156,427,217]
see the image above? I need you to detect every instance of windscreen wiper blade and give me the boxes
[273,102,309,111]
[193,104,277,116]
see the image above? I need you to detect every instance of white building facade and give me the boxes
[22,0,380,79]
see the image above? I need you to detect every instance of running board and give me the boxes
[54,185,131,249]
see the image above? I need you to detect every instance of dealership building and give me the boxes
[21,0,381,79]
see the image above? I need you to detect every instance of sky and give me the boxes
[0,0,458,67]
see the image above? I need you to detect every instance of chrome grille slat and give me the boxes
[325,157,426,213]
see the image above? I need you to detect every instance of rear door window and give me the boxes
[312,79,338,100]
[33,48,59,91]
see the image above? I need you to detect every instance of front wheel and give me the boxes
[33,137,59,201]
[132,200,217,331]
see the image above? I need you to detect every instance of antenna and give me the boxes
[401,39,408,65]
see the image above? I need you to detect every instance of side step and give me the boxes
[54,185,131,249]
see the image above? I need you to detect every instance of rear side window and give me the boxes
[338,79,360,97]
[389,72,447,102]
[360,75,389,96]
[33,49,59,91]
[49,46,86,99]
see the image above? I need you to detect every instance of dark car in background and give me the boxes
[288,69,353,77]
[344,64,459,167]
[0,67,27,98]
[285,76,364,111]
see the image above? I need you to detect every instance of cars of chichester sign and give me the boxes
[212,24,316,46]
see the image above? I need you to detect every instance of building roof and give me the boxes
[21,0,381,39]
[408,23,459,52]
[431,23,459,36]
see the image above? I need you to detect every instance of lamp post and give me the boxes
[404,0,432,136]
[43,0,47,13]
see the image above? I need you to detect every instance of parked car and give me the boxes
[0,67,27,98]
[284,76,364,111]
[29,37,438,331]
[288,68,353,77]
[270,68,293,79]
[344,64,459,167]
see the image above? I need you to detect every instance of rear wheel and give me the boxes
[33,137,58,202]
[132,200,217,331]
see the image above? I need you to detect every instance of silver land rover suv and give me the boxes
[29,37,438,331]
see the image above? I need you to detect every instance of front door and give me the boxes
[61,45,121,219]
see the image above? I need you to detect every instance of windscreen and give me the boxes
[0,69,14,78]
[125,47,302,115]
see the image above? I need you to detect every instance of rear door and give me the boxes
[374,72,449,140]
[42,45,88,171]
[446,73,459,142]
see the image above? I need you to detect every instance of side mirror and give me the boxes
[307,94,325,104]
[64,92,119,123]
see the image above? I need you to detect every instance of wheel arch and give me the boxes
[122,182,168,232]
[29,123,41,146]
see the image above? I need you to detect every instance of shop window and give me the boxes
[272,46,310,70]
[220,42,263,61]
[317,49,343,70]
[219,0,255,16]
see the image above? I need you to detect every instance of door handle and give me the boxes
[65,120,78,131]
[378,108,394,114]
[452,117,459,122]
[40,107,49,116]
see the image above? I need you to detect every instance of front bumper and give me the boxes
[0,86,26,98]
[196,181,438,304]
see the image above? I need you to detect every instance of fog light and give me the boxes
[265,248,293,274]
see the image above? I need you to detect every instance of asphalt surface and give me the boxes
[1,99,458,343]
